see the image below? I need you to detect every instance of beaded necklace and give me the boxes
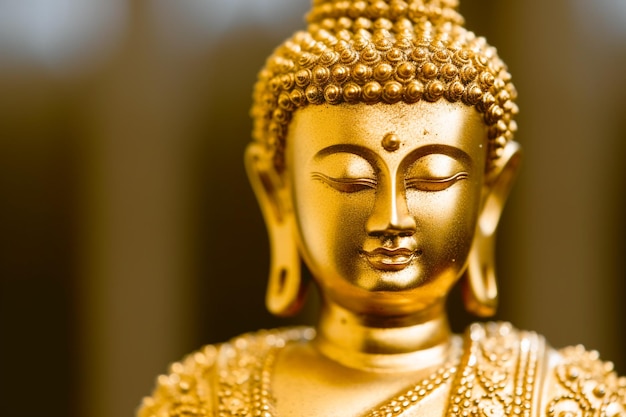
[217,328,463,417]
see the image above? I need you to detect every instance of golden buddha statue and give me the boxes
[138,1,626,416]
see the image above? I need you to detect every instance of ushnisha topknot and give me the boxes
[251,0,518,173]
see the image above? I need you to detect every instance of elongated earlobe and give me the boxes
[245,143,308,316]
[463,228,498,317]
[463,141,522,317]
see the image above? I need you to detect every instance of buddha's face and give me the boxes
[287,101,488,314]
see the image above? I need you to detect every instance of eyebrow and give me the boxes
[401,144,472,168]
[313,144,378,162]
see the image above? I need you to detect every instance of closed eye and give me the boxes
[312,172,377,193]
[405,172,469,192]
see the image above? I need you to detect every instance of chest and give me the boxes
[272,344,454,417]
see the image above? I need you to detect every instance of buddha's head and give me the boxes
[246,0,521,318]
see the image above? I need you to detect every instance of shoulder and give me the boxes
[137,343,219,417]
[136,327,314,417]
[456,322,626,417]
[542,344,626,417]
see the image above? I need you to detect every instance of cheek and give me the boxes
[407,185,480,257]
[293,183,374,266]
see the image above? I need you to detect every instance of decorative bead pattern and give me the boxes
[547,345,626,417]
[141,324,626,417]
[365,337,462,417]
[251,0,518,173]
[216,328,314,417]
[446,322,543,417]
[138,344,219,417]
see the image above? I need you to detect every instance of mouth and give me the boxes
[361,247,419,271]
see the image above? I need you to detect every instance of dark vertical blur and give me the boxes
[0,1,624,416]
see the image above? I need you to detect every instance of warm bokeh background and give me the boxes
[1,1,625,416]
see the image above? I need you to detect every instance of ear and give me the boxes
[245,142,306,316]
[245,142,290,225]
[480,140,523,238]
[463,141,522,317]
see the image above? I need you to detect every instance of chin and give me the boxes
[354,265,426,292]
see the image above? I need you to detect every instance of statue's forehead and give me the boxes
[288,101,487,155]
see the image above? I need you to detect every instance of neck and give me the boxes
[312,300,453,372]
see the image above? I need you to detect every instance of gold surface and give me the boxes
[138,324,626,417]
[138,0,625,416]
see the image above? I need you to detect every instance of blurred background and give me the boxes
[1,1,625,416]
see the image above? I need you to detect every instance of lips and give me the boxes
[362,247,418,271]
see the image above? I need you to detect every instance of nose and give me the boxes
[366,176,416,237]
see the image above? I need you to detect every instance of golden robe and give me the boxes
[138,323,626,417]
